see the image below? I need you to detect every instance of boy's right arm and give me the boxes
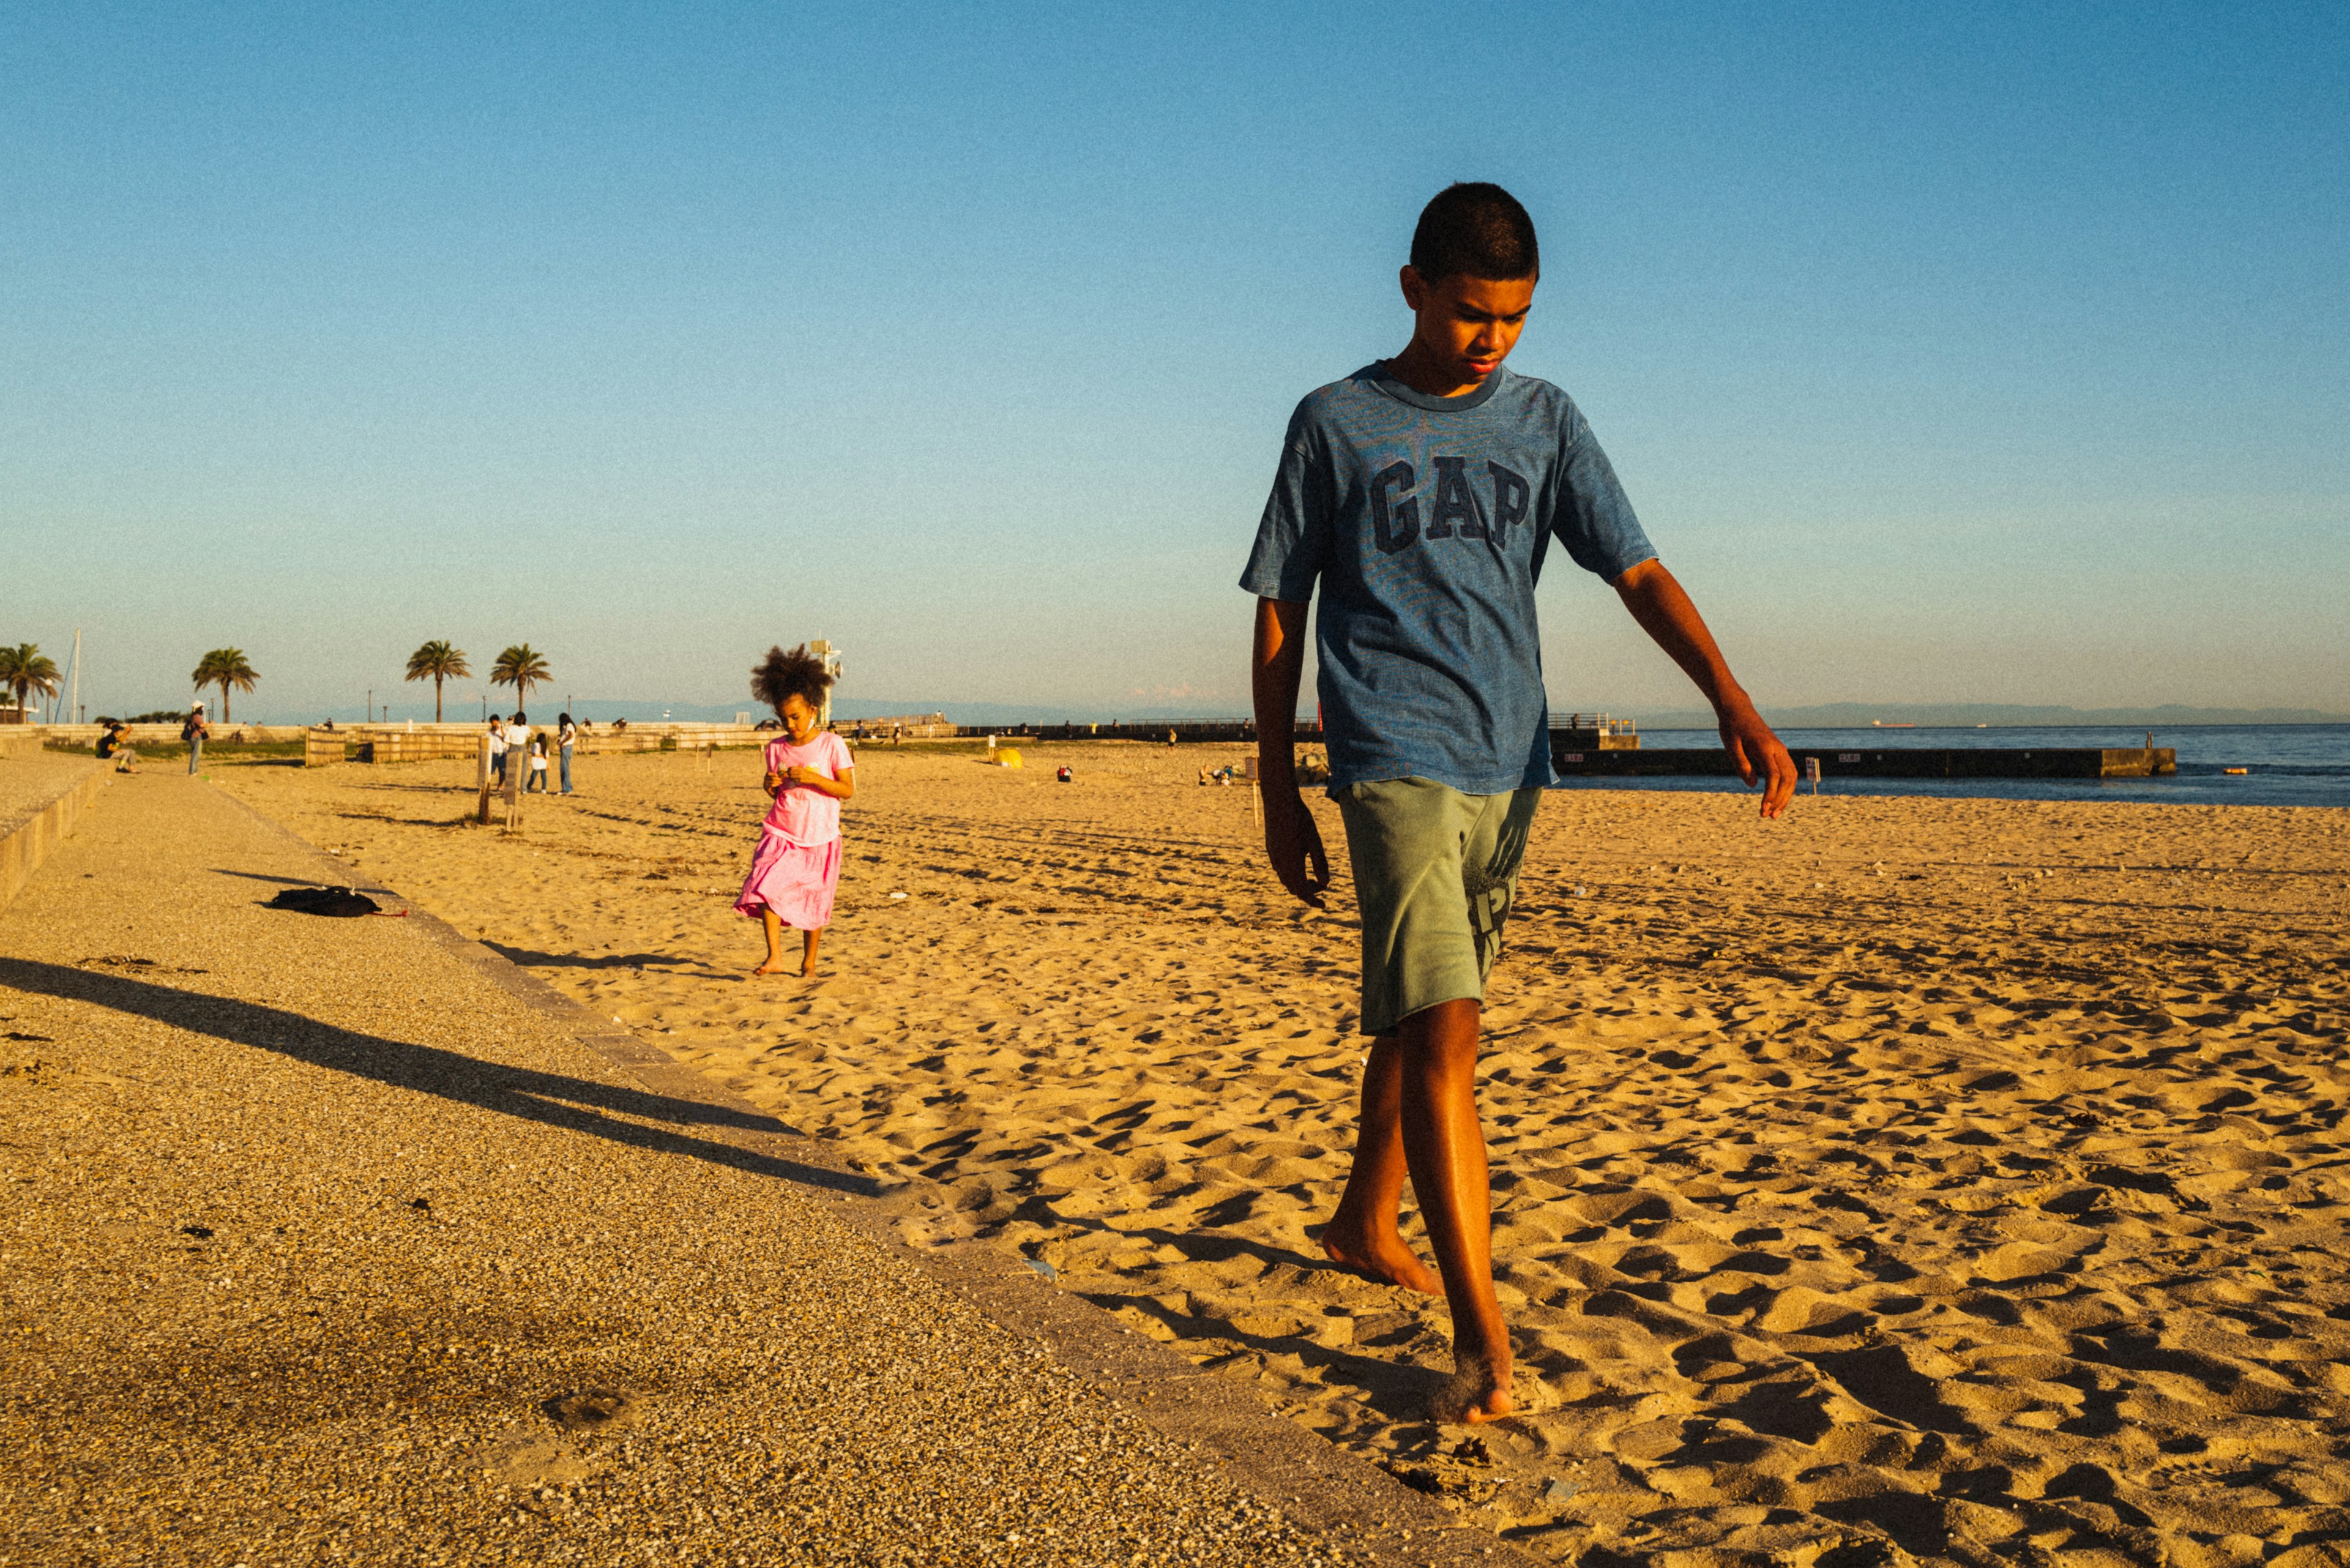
[1251,596,1330,907]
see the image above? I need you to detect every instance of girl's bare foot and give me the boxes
[752,961,788,976]
[1319,1218,1442,1296]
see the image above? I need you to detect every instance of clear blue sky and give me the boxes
[4,2,2344,721]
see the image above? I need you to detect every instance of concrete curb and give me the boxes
[1,764,106,911]
[211,787,1542,1568]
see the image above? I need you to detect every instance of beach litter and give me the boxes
[263,886,389,917]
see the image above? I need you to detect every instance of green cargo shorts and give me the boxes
[1333,777,1543,1037]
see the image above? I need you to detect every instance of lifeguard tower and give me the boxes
[808,640,845,727]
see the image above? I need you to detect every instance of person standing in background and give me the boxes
[736,645,855,979]
[487,713,509,786]
[183,702,209,777]
[558,712,578,794]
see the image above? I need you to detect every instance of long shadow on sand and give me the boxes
[212,868,358,887]
[480,941,720,975]
[0,956,876,1199]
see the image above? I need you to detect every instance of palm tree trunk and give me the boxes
[435,675,444,724]
[218,680,229,723]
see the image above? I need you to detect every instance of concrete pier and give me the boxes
[1550,743,2179,780]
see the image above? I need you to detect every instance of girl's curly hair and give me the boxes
[751,643,834,718]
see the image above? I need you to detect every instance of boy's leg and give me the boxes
[1324,780,1537,1422]
[801,927,821,975]
[1397,996,1509,1422]
[1322,1037,1442,1294]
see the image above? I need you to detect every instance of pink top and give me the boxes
[761,731,853,845]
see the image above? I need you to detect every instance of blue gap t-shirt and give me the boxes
[1239,362,1656,794]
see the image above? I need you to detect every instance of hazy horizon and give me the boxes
[6,4,2344,721]
[19,692,2345,732]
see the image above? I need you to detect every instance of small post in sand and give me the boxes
[1245,754,1261,826]
[501,753,521,833]
[1804,756,1821,795]
[476,734,494,825]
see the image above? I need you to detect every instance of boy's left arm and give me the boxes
[1611,559,1797,818]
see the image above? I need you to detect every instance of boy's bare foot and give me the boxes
[752,961,788,976]
[1428,1350,1513,1424]
[1320,1220,1442,1296]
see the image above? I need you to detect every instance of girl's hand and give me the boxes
[763,770,784,797]
[781,765,824,785]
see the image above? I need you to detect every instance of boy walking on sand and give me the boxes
[1244,183,1796,1424]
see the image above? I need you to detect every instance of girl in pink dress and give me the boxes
[734,644,856,977]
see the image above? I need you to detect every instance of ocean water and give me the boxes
[1548,725,2350,808]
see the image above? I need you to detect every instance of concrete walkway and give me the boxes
[0,772,1385,1567]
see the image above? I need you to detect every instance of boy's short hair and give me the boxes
[1409,182,1539,283]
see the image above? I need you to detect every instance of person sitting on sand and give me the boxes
[1243,183,1796,1425]
[97,721,139,773]
[734,643,855,979]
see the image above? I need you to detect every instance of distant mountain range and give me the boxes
[1630,701,2348,730]
[259,696,2348,728]
[829,698,2349,729]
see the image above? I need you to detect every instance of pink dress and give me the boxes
[733,731,852,928]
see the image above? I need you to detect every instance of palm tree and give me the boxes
[190,648,259,722]
[404,640,471,723]
[490,644,551,709]
[0,644,61,721]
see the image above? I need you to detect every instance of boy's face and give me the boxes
[1398,266,1536,392]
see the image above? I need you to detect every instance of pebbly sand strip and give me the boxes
[0,772,1501,1567]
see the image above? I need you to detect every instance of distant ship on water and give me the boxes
[1871,720,1916,728]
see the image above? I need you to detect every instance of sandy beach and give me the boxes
[220,742,2350,1565]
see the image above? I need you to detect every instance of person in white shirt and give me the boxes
[486,714,509,785]
[558,712,578,794]
[504,713,531,789]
